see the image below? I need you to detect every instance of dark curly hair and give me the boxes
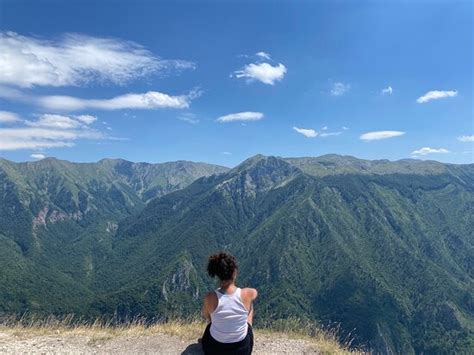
[207,252,238,281]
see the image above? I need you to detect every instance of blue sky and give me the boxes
[0,0,472,166]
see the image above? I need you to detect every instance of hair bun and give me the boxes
[207,252,238,281]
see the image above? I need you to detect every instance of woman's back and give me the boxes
[202,252,257,354]
[210,287,248,343]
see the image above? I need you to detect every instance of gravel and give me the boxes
[0,331,320,354]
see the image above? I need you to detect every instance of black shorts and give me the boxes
[201,323,254,355]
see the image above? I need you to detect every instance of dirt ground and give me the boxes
[0,331,321,354]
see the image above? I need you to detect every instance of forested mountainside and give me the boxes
[1,155,472,354]
[0,158,228,314]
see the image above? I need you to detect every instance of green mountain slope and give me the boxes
[95,155,474,354]
[0,155,472,353]
[0,158,228,314]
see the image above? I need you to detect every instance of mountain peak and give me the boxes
[217,155,302,196]
[232,154,288,172]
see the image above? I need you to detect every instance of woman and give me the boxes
[201,252,258,355]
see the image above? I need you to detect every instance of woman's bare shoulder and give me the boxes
[241,287,258,300]
[204,291,218,302]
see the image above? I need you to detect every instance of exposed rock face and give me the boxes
[106,221,118,233]
[49,210,83,223]
[32,207,49,231]
[32,207,84,231]
[162,259,200,302]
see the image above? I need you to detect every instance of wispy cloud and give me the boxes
[0,112,107,150]
[416,90,457,103]
[457,135,474,142]
[381,86,393,95]
[75,114,97,124]
[216,111,264,123]
[255,51,271,60]
[330,82,350,96]
[320,131,342,137]
[411,147,450,156]
[25,114,83,129]
[293,126,318,138]
[233,53,286,85]
[178,113,200,124]
[0,110,20,123]
[0,139,74,150]
[38,91,198,111]
[0,31,194,88]
[30,153,46,159]
[221,151,232,155]
[0,88,200,111]
[342,126,349,130]
[293,125,343,138]
[360,130,405,141]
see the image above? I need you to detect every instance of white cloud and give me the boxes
[0,113,107,150]
[30,153,45,159]
[330,82,350,96]
[0,31,194,88]
[221,151,232,155]
[0,89,199,111]
[216,111,264,123]
[75,114,97,124]
[178,113,200,124]
[342,126,349,130]
[256,51,271,60]
[0,110,20,123]
[381,86,393,95]
[416,90,457,103]
[360,130,405,141]
[322,126,328,130]
[458,135,474,142]
[320,131,342,137]
[233,62,286,85]
[411,147,450,156]
[293,126,318,138]
[38,91,195,111]
[0,138,73,150]
[26,114,82,129]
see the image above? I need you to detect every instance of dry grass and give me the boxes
[257,317,366,355]
[0,315,366,354]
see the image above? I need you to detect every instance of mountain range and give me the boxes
[0,155,472,354]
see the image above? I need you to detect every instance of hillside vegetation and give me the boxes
[0,155,473,354]
[0,157,228,314]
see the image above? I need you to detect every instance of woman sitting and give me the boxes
[201,252,258,355]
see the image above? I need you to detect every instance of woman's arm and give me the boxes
[202,293,211,322]
[202,292,217,323]
[241,288,258,325]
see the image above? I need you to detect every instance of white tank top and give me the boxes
[210,287,249,343]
